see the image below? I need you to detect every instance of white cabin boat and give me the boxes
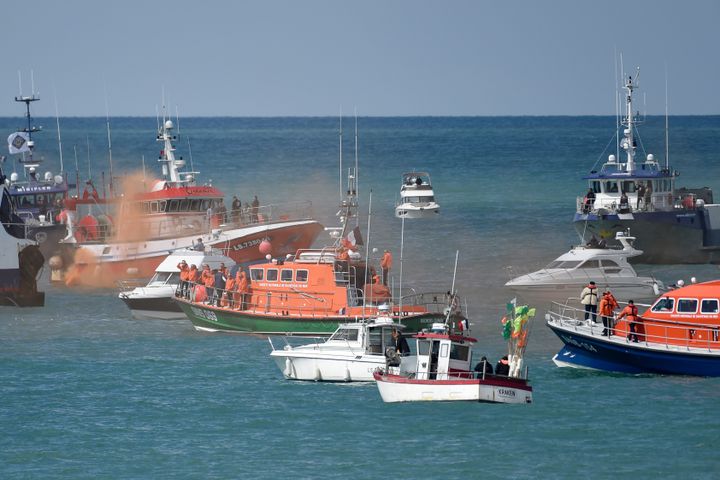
[373,322,533,404]
[505,231,663,301]
[118,248,234,320]
[268,313,415,382]
[395,172,439,219]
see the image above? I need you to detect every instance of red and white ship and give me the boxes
[54,118,323,285]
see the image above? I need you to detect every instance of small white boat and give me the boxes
[118,248,234,320]
[505,230,663,302]
[268,311,415,382]
[395,171,439,219]
[373,322,533,404]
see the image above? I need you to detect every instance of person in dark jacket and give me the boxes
[213,268,227,307]
[391,328,410,356]
[474,356,494,378]
[495,355,510,376]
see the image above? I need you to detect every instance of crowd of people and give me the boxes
[206,195,262,228]
[579,281,641,341]
[176,260,251,310]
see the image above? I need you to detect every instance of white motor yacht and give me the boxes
[505,231,663,301]
[268,312,414,382]
[395,171,439,219]
[118,248,234,320]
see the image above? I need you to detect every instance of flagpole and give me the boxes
[362,190,372,319]
[398,216,405,321]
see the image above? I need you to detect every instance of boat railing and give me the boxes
[576,193,676,215]
[1,218,47,241]
[68,200,316,244]
[178,282,454,319]
[547,301,720,351]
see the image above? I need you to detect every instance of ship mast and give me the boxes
[621,71,638,172]
[14,91,42,165]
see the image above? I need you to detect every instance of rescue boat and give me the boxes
[546,280,720,376]
[395,172,439,219]
[55,117,322,284]
[175,165,463,335]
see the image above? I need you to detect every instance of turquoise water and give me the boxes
[2,116,720,478]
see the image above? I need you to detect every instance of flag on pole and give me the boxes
[345,226,363,247]
[8,132,30,154]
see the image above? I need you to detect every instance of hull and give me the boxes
[373,372,533,404]
[176,298,443,335]
[271,352,387,382]
[547,322,720,376]
[395,206,440,219]
[573,209,720,264]
[119,293,184,320]
[65,220,323,280]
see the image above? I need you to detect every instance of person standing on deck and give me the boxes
[599,290,619,336]
[580,281,599,322]
[231,196,241,224]
[644,180,653,211]
[251,195,260,223]
[636,182,646,210]
[381,249,393,286]
[177,260,190,298]
[213,268,227,307]
[617,300,641,342]
[236,270,249,310]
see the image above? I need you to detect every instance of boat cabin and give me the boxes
[326,317,405,355]
[410,324,476,380]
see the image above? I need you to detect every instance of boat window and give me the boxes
[701,299,719,314]
[190,199,201,211]
[250,268,264,281]
[266,269,278,281]
[159,200,167,212]
[591,181,601,193]
[167,272,180,284]
[621,181,637,193]
[280,269,293,282]
[579,260,600,269]
[677,298,698,313]
[148,272,172,286]
[439,343,449,358]
[150,202,159,213]
[329,328,359,342]
[296,270,308,282]
[368,329,383,354]
[600,260,620,268]
[417,340,431,356]
[450,344,470,361]
[102,247,111,254]
[605,181,619,193]
[546,260,582,269]
[168,200,179,212]
[651,297,674,312]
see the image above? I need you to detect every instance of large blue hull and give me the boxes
[548,323,720,376]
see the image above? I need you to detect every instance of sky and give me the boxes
[1,0,718,117]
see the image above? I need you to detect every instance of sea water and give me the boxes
[1,116,720,479]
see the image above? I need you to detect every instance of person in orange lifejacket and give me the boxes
[186,264,199,299]
[235,270,249,310]
[202,266,215,305]
[222,274,236,308]
[177,260,190,298]
[364,275,391,305]
[381,249,393,286]
[617,299,640,342]
[598,290,619,336]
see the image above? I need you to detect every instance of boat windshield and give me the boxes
[545,260,582,269]
[148,272,180,286]
[329,328,359,342]
[401,196,435,204]
[651,297,674,312]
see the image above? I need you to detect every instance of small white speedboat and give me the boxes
[268,312,414,382]
[505,231,663,302]
[118,248,234,320]
[395,171,440,219]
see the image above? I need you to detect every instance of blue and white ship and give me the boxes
[573,72,718,264]
[5,92,70,257]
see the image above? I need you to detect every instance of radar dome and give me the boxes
[10,172,18,182]
[164,120,174,130]
[44,171,52,181]
[647,154,655,161]
[54,175,64,185]
[29,166,36,173]
[608,155,616,163]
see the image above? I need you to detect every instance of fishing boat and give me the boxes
[373,303,535,404]
[268,309,415,381]
[505,230,663,301]
[395,172,439,219]
[573,70,718,264]
[5,92,70,255]
[0,163,45,307]
[54,117,323,284]
[546,280,720,376]
[175,165,462,334]
[118,248,235,320]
